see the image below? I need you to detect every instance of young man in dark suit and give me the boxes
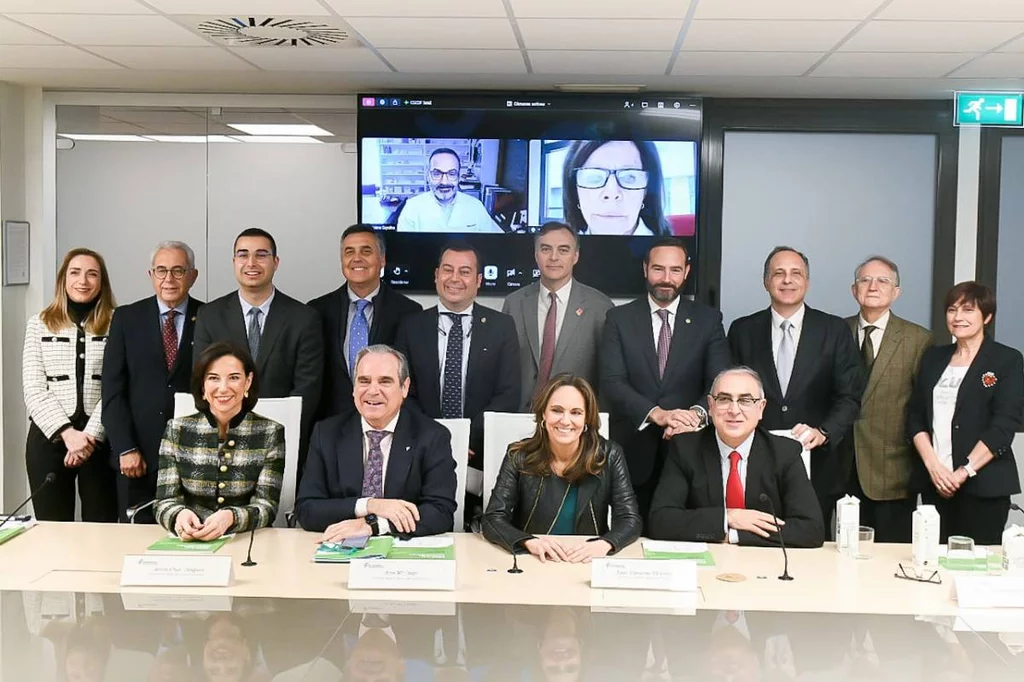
[394,242,520,522]
[102,241,203,522]
[308,224,421,423]
[193,228,324,474]
[649,367,825,548]
[295,345,457,539]
[600,237,731,520]
[728,246,863,531]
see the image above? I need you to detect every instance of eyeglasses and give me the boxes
[234,249,273,262]
[710,395,763,410]
[151,266,189,280]
[574,167,649,191]
[855,276,896,287]
[429,169,459,182]
[894,563,942,584]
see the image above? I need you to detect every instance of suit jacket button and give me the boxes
[217,496,225,504]
[220,465,228,473]
[954,424,959,430]
[781,405,788,412]
[218,482,225,489]
[227,440,235,447]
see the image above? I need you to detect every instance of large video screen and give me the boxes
[358,94,702,296]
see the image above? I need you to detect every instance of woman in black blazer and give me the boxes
[908,282,1024,544]
[483,374,641,562]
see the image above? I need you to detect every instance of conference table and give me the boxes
[0,523,1021,680]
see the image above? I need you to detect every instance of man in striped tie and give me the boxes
[648,367,824,548]
[295,344,457,541]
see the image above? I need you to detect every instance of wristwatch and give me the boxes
[963,462,977,478]
[365,513,380,536]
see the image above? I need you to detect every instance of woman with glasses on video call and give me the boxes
[482,374,641,563]
[562,139,672,237]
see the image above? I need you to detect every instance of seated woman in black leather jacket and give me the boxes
[482,374,641,562]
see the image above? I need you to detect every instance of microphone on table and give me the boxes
[508,550,523,574]
[0,473,55,533]
[126,499,158,524]
[1011,503,1022,514]
[241,525,258,567]
[759,493,793,582]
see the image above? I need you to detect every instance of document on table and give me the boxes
[641,540,716,567]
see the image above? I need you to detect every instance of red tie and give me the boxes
[726,451,745,509]
[162,310,178,371]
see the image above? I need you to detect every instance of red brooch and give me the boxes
[575,308,584,317]
[982,371,997,388]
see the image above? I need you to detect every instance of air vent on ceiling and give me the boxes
[198,17,356,47]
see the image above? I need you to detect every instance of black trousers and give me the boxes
[116,468,158,523]
[25,422,118,523]
[848,469,916,544]
[920,489,1010,546]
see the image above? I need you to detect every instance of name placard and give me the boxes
[348,559,456,591]
[955,575,1024,608]
[120,554,233,587]
[120,593,233,612]
[591,558,697,592]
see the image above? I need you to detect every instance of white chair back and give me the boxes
[174,393,302,528]
[481,412,609,511]
[435,418,470,532]
[768,430,813,479]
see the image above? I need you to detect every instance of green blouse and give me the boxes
[550,482,577,535]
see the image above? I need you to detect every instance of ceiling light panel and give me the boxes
[59,134,152,141]
[226,123,331,136]
[237,135,323,143]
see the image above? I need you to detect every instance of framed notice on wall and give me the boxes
[3,220,30,286]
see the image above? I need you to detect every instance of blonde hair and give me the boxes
[39,248,116,335]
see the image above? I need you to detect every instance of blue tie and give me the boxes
[348,299,371,376]
[441,313,465,419]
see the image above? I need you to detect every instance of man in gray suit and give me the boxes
[502,221,614,410]
[194,228,324,474]
[844,255,931,543]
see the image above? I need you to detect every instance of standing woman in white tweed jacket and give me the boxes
[22,248,118,521]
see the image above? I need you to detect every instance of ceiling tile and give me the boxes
[682,20,858,51]
[0,0,151,12]
[227,46,390,71]
[841,21,1024,52]
[145,1,330,15]
[950,53,1024,77]
[510,0,692,19]
[672,51,823,76]
[0,45,122,68]
[996,33,1024,52]
[87,46,255,70]
[518,19,683,50]
[346,18,518,49]
[529,50,671,74]
[380,49,526,74]
[812,52,975,77]
[324,0,507,18]
[0,16,59,44]
[11,14,210,46]
[880,0,1024,21]
[696,0,885,20]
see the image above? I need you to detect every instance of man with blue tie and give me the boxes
[309,224,421,423]
[102,241,203,522]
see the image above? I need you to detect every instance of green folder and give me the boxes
[641,540,716,567]
[0,526,30,547]
[147,535,231,554]
[313,537,456,563]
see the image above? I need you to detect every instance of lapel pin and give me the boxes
[685,318,691,324]
[406,446,411,451]
[480,317,486,324]
[982,371,997,388]
[576,307,584,317]
[191,316,196,322]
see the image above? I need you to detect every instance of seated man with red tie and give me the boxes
[648,366,824,548]
[294,344,457,540]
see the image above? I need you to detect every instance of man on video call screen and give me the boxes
[398,147,502,233]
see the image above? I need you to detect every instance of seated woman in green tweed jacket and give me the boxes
[154,341,285,540]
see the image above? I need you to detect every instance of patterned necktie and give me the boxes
[162,310,178,371]
[441,313,465,419]
[726,451,745,509]
[247,307,262,361]
[656,308,672,379]
[861,325,878,371]
[349,299,371,376]
[536,291,558,392]
[361,430,387,498]
[777,319,795,395]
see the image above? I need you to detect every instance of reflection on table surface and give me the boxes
[1,591,1021,681]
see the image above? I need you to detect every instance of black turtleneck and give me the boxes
[67,296,98,425]
[67,297,98,326]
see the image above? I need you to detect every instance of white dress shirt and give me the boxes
[648,294,681,344]
[717,430,754,544]
[857,309,890,359]
[355,412,401,535]
[156,299,188,347]
[437,301,474,414]
[238,288,276,337]
[343,284,380,373]
[770,304,805,365]
[538,278,573,347]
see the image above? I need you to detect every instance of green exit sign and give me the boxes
[955,91,1024,127]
